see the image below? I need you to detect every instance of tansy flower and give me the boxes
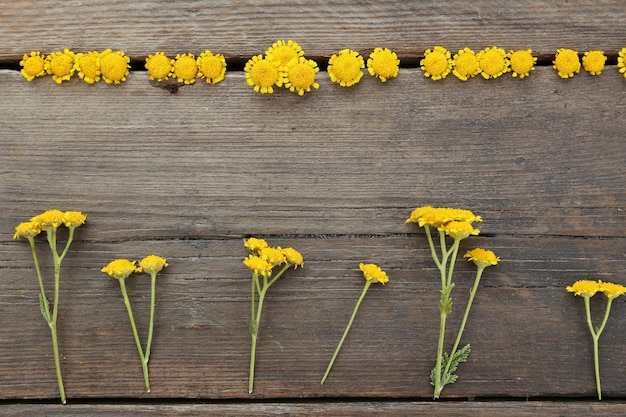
[20,51,46,81]
[566,279,601,297]
[421,46,452,80]
[477,47,509,79]
[280,247,304,268]
[44,49,75,84]
[101,259,139,280]
[265,39,304,67]
[327,49,364,87]
[359,262,389,285]
[406,206,483,228]
[582,50,606,76]
[138,255,168,275]
[197,50,227,84]
[243,254,273,277]
[508,49,536,79]
[145,52,173,82]
[244,237,269,254]
[284,56,319,95]
[439,221,480,240]
[75,51,101,84]
[597,280,626,299]
[173,53,198,85]
[31,209,65,229]
[464,248,500,268]
[100,49,130,84]
[553,48,580,79]
[452,47,480,81]
[367,47,399,82]
[618,48,626,78]
[62,211,87,228]
[13,221,42,239]
[259,246,286,267]
[244,54,283,94]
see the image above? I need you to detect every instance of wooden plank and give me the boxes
[1,0,625,61]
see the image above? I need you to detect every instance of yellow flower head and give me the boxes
[259,246,286,267]
[145,52,173,82]
[139,255,169,275]
[582,50,606,76]
[406,206,482,228]
[62,211,87,228]
[284,57,319,95]
[359,263,389,285]
[439,221,480,240]
[31,209,65,229]
[566,279,601,297]
[328,49,364,87]
[464,248,500,268]
[265,39,304,67]
[44,49,75,84]
[14,221,42,239]
[452,47,480,81]
[197,50,227,84]
[75,51,101,84]
[553,48,580,79]
[100,49,130,84]
[508,49,536,79]
[244,54,283,94]
[477,47,509,79]
[618,48,626,78]
[421,46,452,80]
[101,259,139,280]
[244,237,269,254]
[598,280,626,300]
[367,47,399,82]
[173,53,198,85]
[20,51,46,81]
[280,247,304,268]
[244,254,273,277]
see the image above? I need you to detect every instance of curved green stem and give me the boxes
[145,273,157,362]
[584,296,613,400]
[46,227,66,404]
[249,285,268,393]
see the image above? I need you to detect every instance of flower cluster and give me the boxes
[145,51,227,85]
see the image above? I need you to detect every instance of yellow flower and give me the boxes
[452,47,480,81]
[618,48,626,78]
[421,46,452,80]
[280,247,304,268]
[508,49,536,79]
[553,48,580,79]
[62,211,86,228]
[44,49,75,84]
[265,39,304,67]
[598,281,626,300]
[406,206,482,228]
[13,221,42,239]
[139,255,169,275]
[244,237,269,254]
[284,57,319,95]
[328,49,364,87]
[101,259,139,280]
[244,54,283,94]
[582,50,606,76]
[367,47,399,82]
[566,279,601,297]
[20,51,46,81]
[197,50,227,84]
[173,53,198,85]
[439,221,480,240]
[243,255,273,277]
[359,263,389,285]
[145,52,173,81]
[31,209,65,229]
[75,51,101,84]
[259,246,286,267]
[464,248,500,268]
[477,47,509,79]
[100,49,130,84]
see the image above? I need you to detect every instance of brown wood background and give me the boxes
[1,0,625,415]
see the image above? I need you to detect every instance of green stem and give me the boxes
[46,227,66,404]
[433,230,450,399]
[446,239,461,288]
[321,280,372,385]
[145,273,157,362]
[424,226,442,270]
[249,284,268,393]
[433,304,448,399]
[584,296,613,400]
[28,238,51,322]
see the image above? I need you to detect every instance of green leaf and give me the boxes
[38,292,51,322]
[430,344,471,388]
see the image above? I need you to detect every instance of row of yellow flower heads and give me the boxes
[19,42,626,94]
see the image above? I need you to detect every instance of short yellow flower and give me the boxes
[477,47,509,79]
[582,50,606,76]
[618,48,626,78]
[45,49,75,84]
[439,221,480,240]
[327,49,364,87]
[553,48,580,79]
[62,211,87,228]
[464,248,500,268]
[244,54,283,94]
[421,46,452,80]
[265,39,304,67]
[406,206,482,228]
[243,254,273,277]
[100,49,130,84]
[280,247,304,268]
[598,281,626,300]
[508,49,536,79]
[75,51,101,84]
[31,209,65,229]
[20,51,46,81]
[367,47,399,82]
[139,255,169,275]
[452,47,480,81]
[284,57,319,95]
[359,263,389,285]
[173,53,198,85]
[145,52,173,82]
[566,279,601,297]
[102,259,139,280]
[244,237,269,254]
[259,246,286,267]
[13,221,42,239]
[197,50,227,84]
